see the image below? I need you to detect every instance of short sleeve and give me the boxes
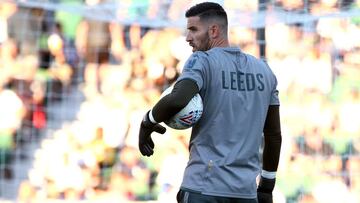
[176,51,208,91]
[270,76,280,105]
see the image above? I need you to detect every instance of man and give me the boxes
[138,2,282,203]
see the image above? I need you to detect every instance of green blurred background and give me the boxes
[0,0,359,203]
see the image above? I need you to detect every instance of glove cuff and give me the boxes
[142,111,156,128]
[257,176,276,193]
[148,109,158,124]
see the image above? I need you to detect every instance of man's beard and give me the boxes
[195,35,210,52]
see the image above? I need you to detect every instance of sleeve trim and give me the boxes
[261,170,277,179]
[148,110,157,124]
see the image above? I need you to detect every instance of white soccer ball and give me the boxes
[160,85,203,130]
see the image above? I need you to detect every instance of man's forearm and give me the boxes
[151,79,199,123]
[262,132,282,172]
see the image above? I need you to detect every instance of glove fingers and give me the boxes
[140,144,154,156]
[143,144,154,156]
[153,124,166,134]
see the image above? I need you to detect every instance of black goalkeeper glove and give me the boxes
[138,111,166,156]
[257,176,275,203]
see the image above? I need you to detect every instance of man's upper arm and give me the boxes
[263,105,281,135]
[262,105,282,172]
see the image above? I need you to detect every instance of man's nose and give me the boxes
[185,34,192,42]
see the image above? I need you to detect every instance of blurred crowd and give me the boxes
[0,0,360,203]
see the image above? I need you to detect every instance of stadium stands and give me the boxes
[0,0,359,202]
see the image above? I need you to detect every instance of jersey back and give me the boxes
[176,47,280,198]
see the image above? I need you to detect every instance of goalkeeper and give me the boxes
[138,2,282,203]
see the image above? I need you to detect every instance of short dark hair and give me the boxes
[185,2,228,26]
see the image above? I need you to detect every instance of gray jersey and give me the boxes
[176,47,280,198]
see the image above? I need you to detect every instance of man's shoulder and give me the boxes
[183,51,209,69]
[192,51,209,58]
[187,51,210,64]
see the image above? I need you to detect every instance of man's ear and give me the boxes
[208,24,220,39]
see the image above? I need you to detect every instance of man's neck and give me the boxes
[210,38,230,49]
